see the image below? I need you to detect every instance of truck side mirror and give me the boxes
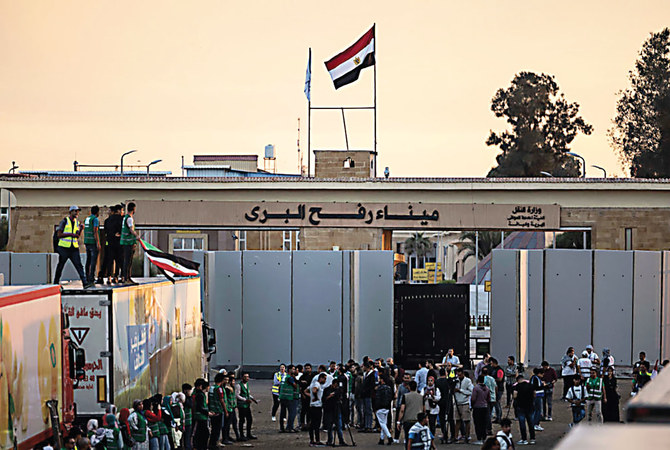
[202,323,217,355]
[75,348,86,380]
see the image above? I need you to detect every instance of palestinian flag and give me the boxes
[139,239,200,282]
[325,25,375,89]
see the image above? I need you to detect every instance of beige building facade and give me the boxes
[2,177,670,254]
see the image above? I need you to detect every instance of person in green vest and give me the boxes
[102,414,124,450]
[181,384,194,450]
[223,375,240,443]
[143,398,160,450]
[83,205,101,284]
[128,400,149,450]
[585,367,607,423]
[192,378,210,450]
[278,365,299,433]
[207,373,226,448]
[53,205,92,287]
[119,202,140,285]
[236,372,258,440]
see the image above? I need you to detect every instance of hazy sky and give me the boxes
[1,1,668,177]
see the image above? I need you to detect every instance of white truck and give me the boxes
[61,277,214,420]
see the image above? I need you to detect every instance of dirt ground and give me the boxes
[224,378,632,449]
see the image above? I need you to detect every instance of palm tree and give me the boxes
[404,232,432,278]
[458,231,504,263]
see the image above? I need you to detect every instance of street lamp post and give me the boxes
[566,152,586,178]
[120,150,137,176]
[591,165,607,178]
[146,159,162,177]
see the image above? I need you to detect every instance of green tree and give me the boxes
[0,218,7,251]
[458,231,503,263]
[554,231,591,249]
[610,28,670,177]
[404,232,431,260]
[486,72,593,177]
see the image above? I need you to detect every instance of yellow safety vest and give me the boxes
[272,372,286,395]
[58,217,80,248]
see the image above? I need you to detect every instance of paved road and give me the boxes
[221,378,631,449]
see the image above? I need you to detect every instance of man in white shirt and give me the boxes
[496,418,514,450]
[561,347,578,399]
[415,361,429,392]
[308,373,327,446]
[566,375,587,426]
[577,351,592,379]
[442,349,461,368]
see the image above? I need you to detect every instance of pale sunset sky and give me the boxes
[1,1,669,177]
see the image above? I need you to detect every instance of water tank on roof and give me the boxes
[265,144,275,159]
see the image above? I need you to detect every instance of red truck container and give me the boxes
[0,285,83,450]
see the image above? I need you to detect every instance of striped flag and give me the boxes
[324,25,375,89]
[139,239,199,282]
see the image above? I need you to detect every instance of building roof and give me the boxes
[458,231,546,285]
[193,155,258,162]
[19,170,172,177]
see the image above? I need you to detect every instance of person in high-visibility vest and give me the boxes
[120,202,140,284]
[83,205,101,284]
[53,205,92,287]
[271,364,287,422]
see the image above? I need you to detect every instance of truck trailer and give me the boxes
[0,285,84,450]
[60,277,210,421]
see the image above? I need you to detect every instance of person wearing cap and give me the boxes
[577,351,592,379]
[53,205,93,288]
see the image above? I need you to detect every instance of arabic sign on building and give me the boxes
[136,201,560,230]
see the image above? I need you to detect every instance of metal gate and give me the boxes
[394,283,470,369]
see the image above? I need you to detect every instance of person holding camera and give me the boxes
[421,375,441,438]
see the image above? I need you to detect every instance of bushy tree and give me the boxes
[487,72,593,177]
[610,28,670,177]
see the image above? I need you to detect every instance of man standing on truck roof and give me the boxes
[53,205,93,288]
[120,202,140,285]
[83,205,101,284]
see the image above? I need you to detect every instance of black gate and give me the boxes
[394,283,470,370]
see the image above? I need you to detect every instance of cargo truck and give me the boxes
[60,277,213,420]
[0,285,85,450]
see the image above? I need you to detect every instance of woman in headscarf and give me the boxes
[118,408,134,450]
[102,414,125,450]
[602,366,620,422]
[601,348,615,376]
[86,419,99,439]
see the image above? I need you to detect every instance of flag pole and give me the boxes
[373,23,377,177]
[307,48,312,178]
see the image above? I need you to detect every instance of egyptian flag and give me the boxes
[139,239,199,282]
[325,25,375,89]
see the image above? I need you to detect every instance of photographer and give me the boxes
[421,376,441,437]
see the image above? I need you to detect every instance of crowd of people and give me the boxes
[46,346,668,450]
[52,203,141,288]
[55,371,257,450]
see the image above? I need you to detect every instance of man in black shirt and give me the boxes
[298,363,314,430]
[322,384,346,446]
[100,204,123,284]
[435,368,456,444]
[513,374,536,445]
